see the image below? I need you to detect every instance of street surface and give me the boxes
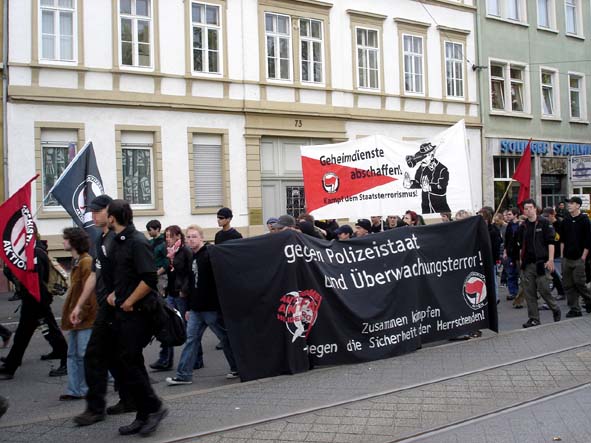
[1,285,590,443]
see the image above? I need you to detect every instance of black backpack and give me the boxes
[152,297,187,347]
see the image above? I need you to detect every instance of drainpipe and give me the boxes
[2,0,8,200]
[474,1,487,209]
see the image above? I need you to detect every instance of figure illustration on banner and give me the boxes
[403,142,451,214]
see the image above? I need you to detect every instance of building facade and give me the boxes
[478,0,591,209]
[7,0,482,251]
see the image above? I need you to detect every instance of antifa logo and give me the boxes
[72,175,104,225]
[2,206,35,271]
[462,272,487,310]
[277,290,322,342]
[322,173,339,194]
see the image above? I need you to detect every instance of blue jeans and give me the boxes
[157,296,188,365]
[67,328,92,397]
[506,259,520,297]
[176,311,237,381]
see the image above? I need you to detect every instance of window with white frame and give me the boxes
[565,0,581,35]
[445,41,463,98]
[191,2,221,74]
[541,69,558,116]
[193,134,223,207]
[300,18,323,84]
[121,132,154,207]
[490,61,528,113]
[40,129,77,207]
[265,13,291,80]
[537,0,555,28]
[569,73,586,119]
[356,27,379,89]
[486,0,526,22]
[40,0,76,62]
[119,0,152,68]
[403,34,423,94]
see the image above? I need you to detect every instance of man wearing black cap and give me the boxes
[559,196,591,317]
[355,219,371,238]
[71,194,135,426]
[272,214,297,231]
[335,225,353,240]
[215,208,243,244]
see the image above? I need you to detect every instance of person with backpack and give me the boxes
[166,224,238,386]
[59,227,98,401]
[0,229,68,380]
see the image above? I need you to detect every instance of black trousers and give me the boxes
[84,304,132,414]
[0,324,11,341]
[3,297,67,374]
[113,308,161,420]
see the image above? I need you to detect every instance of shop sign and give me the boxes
[500,140,591,157]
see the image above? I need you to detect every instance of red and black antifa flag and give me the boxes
[50,141,103,238]
[210,216,498,382]
[0,176,40,301]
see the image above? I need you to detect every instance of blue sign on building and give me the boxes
[500,139,591,156]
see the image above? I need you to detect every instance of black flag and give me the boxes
[50,141,104,239]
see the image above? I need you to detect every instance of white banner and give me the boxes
[300,120,473,219]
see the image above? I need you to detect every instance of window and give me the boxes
[541,69,558,116]
[356,27,379,89]
[445,41,463,98]
[265,13,291,80]
[403,35,424,94]
[193,134,223,207]
[494,156,523,209]
[41,139,76,207]
[565,0,580,35]
[537,0,554,28]
[121,132,154,207]
[490,61,528,113]
[119,0,152,68]
[569,73,586,120]
[191,2,221,74]
[486,0,526,22]
[300,18,323,84]
[40,0,75,62]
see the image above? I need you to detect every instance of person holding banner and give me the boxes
[355,219,371,237]
[0,232,68,380]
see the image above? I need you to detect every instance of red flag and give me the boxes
[512,140,532,208]
[0,175,40,301]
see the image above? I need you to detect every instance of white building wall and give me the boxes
[9,0,32,64]
[158,0,185,76]
[84,0,113,69]
[7,103,248,235]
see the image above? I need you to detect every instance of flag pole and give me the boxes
[494,180,514,218]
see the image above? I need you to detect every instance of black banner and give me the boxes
[210,216,497,382]
[50,142,103,240]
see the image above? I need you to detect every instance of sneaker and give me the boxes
[0,368,14,380]
[149,361,172,371]
[553,309,561,322]
[165,377,192,386]
[566,310,583,318]
[139,406,168,436]
[59,394,84,401]
[49,365,67,377]
[506,295,516,301]
[74,410,106,426]
[539,303,550,311]
[225,371,239,380]
[522,318,541,328]
[513,304,524,309]
[106,400,137,415]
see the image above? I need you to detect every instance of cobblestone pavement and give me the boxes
[1,315,591,443]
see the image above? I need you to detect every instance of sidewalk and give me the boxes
[1,313,590,443]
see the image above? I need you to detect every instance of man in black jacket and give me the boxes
[166,224,238,386]
[518,199,561,328]
[105,200,167,436]
[559,197,591,317]
[503,207,521,300]
[0,237,68,380]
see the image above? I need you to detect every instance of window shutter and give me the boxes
[194,143,223,207]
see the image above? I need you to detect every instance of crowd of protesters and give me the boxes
[1,194,590,433]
